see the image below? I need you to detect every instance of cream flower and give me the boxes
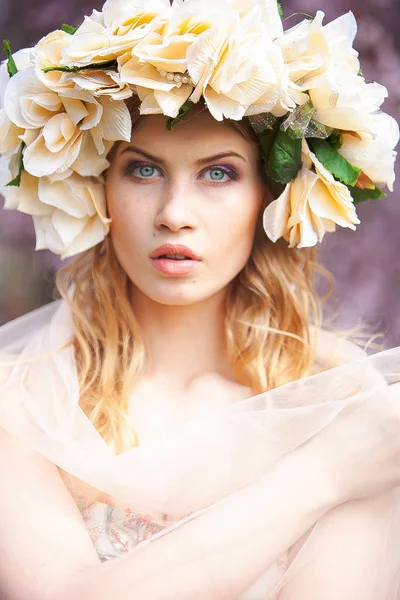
[307,65,388,134]
[192,29,284,121]
[34,30,74,91]
[120,0,287,120]
[34,30,132,100]
[0,109,23,156]
[2,67,131,178]
[59,0,171,68]
[0,156,110,259]
[187,1,286,120]
[119,34,195,118]
[274,11,389,133]
[0,49,34,156]
[338,112,399,192]
[63,69,132,100]
[1,48,34,104]
[228,0,283,40]
[277,11,359,87]
[269,11,361,118]
[263,141,360,247]
[119,0,236,118]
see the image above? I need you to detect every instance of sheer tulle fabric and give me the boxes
[0,300,400,598]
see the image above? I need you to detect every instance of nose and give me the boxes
[154,180,197,232]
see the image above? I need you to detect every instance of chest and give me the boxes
[62,379,254,523]
[126,378,254,446]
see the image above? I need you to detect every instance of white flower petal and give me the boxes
[60,214,109,259]
[292,211,320,248]
[29,174,110,258]
[97,96,132,142]
[313,107,375,134]
[203,87,245,121]
[120,56,177,91]
[137,89,164,114]
[102,0,170,32]
[34,30,74,92]
[263,153,360,249]
[276,18,312,62]
[51,210,88,247]
[23,130,82,177]
[133,32,194,73]
[15,173,52,216]
[154,85,192,118]
[42,113,76,152]
[76,11,105,35]
[1,48,34,109]
[32,215,60,252]
[4,68,49,129]
[308,178,358,229]
[338,113,399,191]
[263,183,291,242]
[187,27,232,101]
[38,177,90,218]
[0,110,24,155]
[72,133,111,176]
[61,97,91,127]
[61,32,137,66]
[323,11,357,58]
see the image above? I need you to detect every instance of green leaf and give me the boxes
[2,40,18,78]
[61,23,79,35]
[259,127,278,159]
[278,2,283,18]
[328,130,342,150]
[42,59,118,73]
[42,65,80,73]
[266,128,302,185]
[6,141,26,187]
[308,138,361,186]
[166,101,194,132]
[349,185,386,204]
[82,60,118,71]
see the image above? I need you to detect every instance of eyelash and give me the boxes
[124,161,239,184]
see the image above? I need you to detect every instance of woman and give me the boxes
[0,1,400,598]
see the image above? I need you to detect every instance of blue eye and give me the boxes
[203,167,236,183]
[130,164,162,178]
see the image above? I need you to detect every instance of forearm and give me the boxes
[61,447,337,600]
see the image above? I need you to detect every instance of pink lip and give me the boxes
[150,243,201,260]
[149,243,202,276]
[150,257,201,275]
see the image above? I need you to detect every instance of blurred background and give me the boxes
[0,0,399,346]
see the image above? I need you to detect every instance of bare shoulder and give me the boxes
[0,426,99,600]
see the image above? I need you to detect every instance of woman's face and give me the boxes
[105,109,265,306]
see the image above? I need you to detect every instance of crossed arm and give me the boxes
[0,424,395,600]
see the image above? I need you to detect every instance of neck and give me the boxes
[130,286,235,392]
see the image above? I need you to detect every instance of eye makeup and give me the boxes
[123,161,164,180]
[122,160,240,184]
[200,165,239,184]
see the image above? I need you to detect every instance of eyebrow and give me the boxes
[120,145,247,165]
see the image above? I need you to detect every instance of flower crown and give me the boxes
[0,0,398,258]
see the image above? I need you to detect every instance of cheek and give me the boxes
[214,194,262,268]
[106,180,147,244]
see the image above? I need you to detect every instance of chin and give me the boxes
[131,278,219,306]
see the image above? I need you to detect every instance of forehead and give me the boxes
[117,109,261,162]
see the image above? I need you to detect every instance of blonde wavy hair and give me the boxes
[56,100,332,456]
